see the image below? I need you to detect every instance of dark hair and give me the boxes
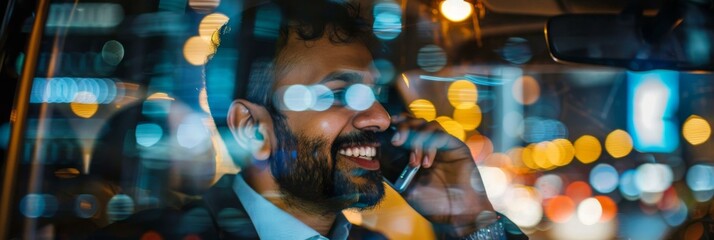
[204,0,371,127]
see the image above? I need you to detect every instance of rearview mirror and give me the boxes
[546,12,713,71]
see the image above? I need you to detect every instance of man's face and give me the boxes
[268,34,391,213]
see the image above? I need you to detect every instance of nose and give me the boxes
[353,101,390,132]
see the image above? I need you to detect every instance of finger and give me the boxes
[393,118,428,146]
[425,145,437,168]
[409,151,419,167]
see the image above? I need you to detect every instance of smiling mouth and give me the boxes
[337,144,380,170]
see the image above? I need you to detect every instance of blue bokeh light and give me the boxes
[627,70,679,153]
[309,85,333,111]
[620,169,640,200]
[590,163,619,193]
[372,2,401,41]
[107,194,134,223]
[686,164,714,191]
[75,194,99,219]
[136,123,163,147]
[19,194,45,218]
[345,84,376,111]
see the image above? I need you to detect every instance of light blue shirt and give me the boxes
[233,175,351,240]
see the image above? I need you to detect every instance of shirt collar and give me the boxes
[233,175,351,240]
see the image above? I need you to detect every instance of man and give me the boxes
[96,0,526,239]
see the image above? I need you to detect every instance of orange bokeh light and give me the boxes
[565,181,592,203]
[595,196,617,222]
[545,195,575,223]
[465,134,493,163]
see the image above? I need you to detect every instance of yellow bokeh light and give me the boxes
[532,141,556,170]
[552,138,575,166]
[199,88,210,113]
[605,129,633,158]
[199,13,229,42]
[409,99,436,121]
[440,0,473,22]
[447,80,477,109]
[574,135,602,164]
[183,36,213,66]
[70,92,98,118]
[512,75,540,105]
[521,144,539,170]
[147,92,175,101]
[436,116,465,141]
[683,115,711,145]
[453,105,481,131]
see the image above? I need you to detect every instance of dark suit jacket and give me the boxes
[91,175,385,240]
[92,174,527,239]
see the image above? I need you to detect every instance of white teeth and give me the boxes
[339,146,377,159]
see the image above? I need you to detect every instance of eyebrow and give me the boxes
[318,71,369,85]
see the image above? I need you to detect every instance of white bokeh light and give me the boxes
[635,163,673,193]
[535,174,563,199]
[577,198,602,226]
[282,85,314,111]
[477,167,509,199]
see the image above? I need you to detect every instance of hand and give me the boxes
[390,114,498,238]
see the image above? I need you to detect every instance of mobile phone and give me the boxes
[377,126,420,193]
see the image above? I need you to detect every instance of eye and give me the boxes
[330,89,347,107]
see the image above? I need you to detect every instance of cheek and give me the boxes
[287,111,352,140]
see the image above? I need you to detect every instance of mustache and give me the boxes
[330,131,379,156]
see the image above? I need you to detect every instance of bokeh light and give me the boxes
[176,114,210,150]
[635,163,673,193]
[373,59,395,85]
[439,0,473,22]
[199,13,229,42]
[309,84,333,111]
[417,45,447,72]
[447,80,477,109]
[686,164,714,191]
[189,0,220,13]
[512,75,540,105]
[31,77,119,104]
[435,116,465,141]
[453,105,481,130]
[345,84,376,111]
[535,174,563,199]
[466,134,493,163]
[545,195,575,223]
[136,123,163,147]
[75,194,99,218]
[566,181,592,203]
[574,135,601,164]
[552,138,575,166]
[590,163,619,193]
[577,197,602,225]
[409,99,436,121]
[500,37,532,64]
[70,91,99,118]
[682,115,711,145]
[372,1,402,40]
[20,194,45,218]
[477,166,509,199]
[662,199,688,227]
[605,129,633,158]
[101,40,124,66]
[594,196,617,222]
[107,194,135,223]
[504,194,543,228]
[619,169,641,200]
[183,36,213,65]
[282,84,313,111]
[521,145,538,170]
[522,117,567,143]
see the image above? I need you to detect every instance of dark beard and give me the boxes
[268,116,385,214]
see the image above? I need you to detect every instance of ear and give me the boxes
[227,99,275,161]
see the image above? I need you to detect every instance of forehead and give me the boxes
[274,34,375,86]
